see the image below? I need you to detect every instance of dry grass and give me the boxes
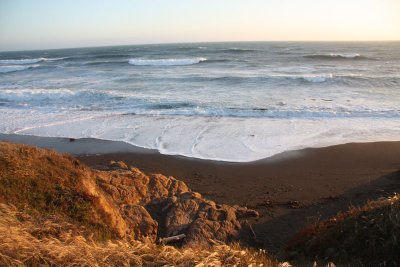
[0,142,116,240]
[0,142,280,266]
[2,141,396,266]
[286,194,400,266]
[0,194,277,267]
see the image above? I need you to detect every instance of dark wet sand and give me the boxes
[2,133,400,251]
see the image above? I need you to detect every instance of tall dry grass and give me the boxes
[286,194,400,266]
[0,203,277,266]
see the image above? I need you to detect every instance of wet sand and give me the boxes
[1,133,400,251]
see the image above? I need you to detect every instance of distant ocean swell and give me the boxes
[0,52,371,70]
[0,57,66,73]
[0,57,66,65]
[304,53,371,60]
[191,74,399,86]
[0,65,40,73]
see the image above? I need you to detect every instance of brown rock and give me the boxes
[122,205,158,242]
[109,160,129,170]
[0,141,259,245]
[151,190,259,244]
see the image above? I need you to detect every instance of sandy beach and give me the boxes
[2,133,400,252]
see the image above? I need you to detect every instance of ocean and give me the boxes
[0,42,399,162]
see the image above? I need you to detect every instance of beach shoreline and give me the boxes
[1,133,400,251]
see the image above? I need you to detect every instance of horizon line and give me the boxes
[1,39,400,53]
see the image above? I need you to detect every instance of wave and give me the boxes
[149,102,197,110]
[0,58,45,65]
[85,60,127,66]
[128,58,207,66]
[1,88,399,120]
[91,54,133,59]
[194,48,256,54]
[86,58,225,66]
[263,74,335,83]
[59,69,391,87]
[0,65,39,74]
[292,74,334,83]
[127,105,400,119]
[0,89,124,107]
[304,53,369,60]
[44,57,67,61]
[0,88,77,101]
[221,48,255,53]
[206,73,396,85]
[0,57,66,65]
[209,74,335,84]
[201,59,230,64]
[273,66,317,74]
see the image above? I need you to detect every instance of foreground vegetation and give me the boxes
[0,141,399,266]
[0,142,276,266]
[0,203,276,266]
[286,193,400,266]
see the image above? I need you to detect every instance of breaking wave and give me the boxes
[0,65,39,73]
[291,74,334,83]
[0,57,66,65]
[128,58,207,66]
[304,53,369,60]
[220,48,256,53]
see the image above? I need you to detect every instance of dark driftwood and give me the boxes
[159,234,186,244]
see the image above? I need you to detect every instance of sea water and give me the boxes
[0,42,399,161]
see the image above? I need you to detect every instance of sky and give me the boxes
[0,0,399,51]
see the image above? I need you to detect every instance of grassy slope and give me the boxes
[1,141,399,266]
[0,141,117,240]
[0,142,276,266]
[286,194,400,266]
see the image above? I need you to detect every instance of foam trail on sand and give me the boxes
[1,110,400,162]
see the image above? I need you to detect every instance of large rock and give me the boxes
[0,142,258,245]
[96,165,259,244]
[121,204,158,242]
[148,191,259,244]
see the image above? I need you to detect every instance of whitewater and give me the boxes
[0,42,399,162]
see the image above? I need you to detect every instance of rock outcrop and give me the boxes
[0,142,258,245]
[95,161,259,244]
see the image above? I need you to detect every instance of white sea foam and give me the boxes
[0,43,399,162]
[272,73,334,83]
[300,74,334,83]
[0,57,65,65]
[1,110,400,162]
[330,53,361,58]
[1,87,398,120]
[305,53,365,60]
[0,65,39,73]
[128,58,207,66]
[0,88,76,101]
[273,66,317,73]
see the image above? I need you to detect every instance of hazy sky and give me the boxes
[1,0,399,51]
